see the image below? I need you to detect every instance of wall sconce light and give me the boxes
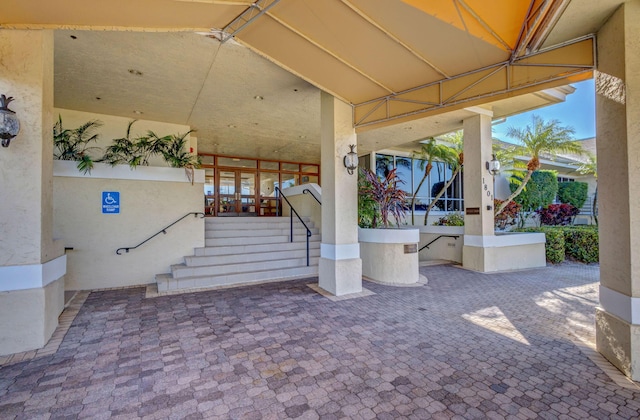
[486,154,500,176]
[0,95,20,148]
[343,144,358,175]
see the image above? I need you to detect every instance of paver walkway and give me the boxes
[1,262,639,419]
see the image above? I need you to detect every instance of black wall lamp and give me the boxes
[0,95,20,147]
[343,144,358,175]
[486,154,500,176]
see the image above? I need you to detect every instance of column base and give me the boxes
[0,276,65,356]
[318,257,362,296]
[596,308,640,381]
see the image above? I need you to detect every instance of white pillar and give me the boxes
[595,0,640,381]
[318,92,362,296]
[462,111,496,271]
[0,30,65,355]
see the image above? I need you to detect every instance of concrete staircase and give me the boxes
[156,217,321,292]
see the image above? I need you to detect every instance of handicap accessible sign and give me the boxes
[102,191,120,214]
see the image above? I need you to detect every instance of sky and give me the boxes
[491,79,595,142]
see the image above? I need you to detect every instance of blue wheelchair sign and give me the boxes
[102,191,120,214]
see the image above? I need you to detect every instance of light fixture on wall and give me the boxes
[0,95,20,148]
[344,144,358,175]
[486,154,501,176]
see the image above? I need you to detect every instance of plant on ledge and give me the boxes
[358,168,408,228]
[53,116,103,174]
[432,212,464,226]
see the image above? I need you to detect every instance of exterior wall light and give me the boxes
[343,144,358,175]
[486,154,500,176]
[0,95,20,148]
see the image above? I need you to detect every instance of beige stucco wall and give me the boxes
[281,184,322,231]
[359,228,419,284]
[53,161,204,289]
[415,226,464,263]
[55,108,192,167]
[463,233,546,272]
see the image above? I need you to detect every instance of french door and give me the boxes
[217,170,257,216]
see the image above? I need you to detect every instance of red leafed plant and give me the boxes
[359,168,408,228]
[494,199,521,230]
[537,203,579,226]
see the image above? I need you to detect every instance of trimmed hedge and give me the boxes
[514,225,598,264]
[558,181,588,209]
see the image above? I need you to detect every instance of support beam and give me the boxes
[354,36,594,130]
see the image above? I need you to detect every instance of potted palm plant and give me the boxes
[358,168,420,285]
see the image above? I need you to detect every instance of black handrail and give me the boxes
[275,187,312,266]
[303,188,321,205]
[116,212,205,255]
[419,235,460,252]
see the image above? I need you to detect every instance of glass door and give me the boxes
[217,170,257,216]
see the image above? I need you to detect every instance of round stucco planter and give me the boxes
[358,227,420,285]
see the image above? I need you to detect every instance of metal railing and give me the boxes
[419,235,460,252]
[116,212,205,255]
[303,188,321,205]
[275,187,312,266]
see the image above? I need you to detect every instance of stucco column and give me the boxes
[595,1,640,381]
[318,91,362,296]
[0,30,65,355]
[462,110,496,271]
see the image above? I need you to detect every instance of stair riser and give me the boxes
[172,257,321,278]
[205,235,316,247]
[186,249,321,267]
[157,266,319,292]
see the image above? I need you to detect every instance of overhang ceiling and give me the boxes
[0,0,625,163]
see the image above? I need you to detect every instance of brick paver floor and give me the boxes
[1,262,639,419]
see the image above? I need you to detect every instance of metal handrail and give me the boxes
[116,212,205,255]
[419,235,460,252]
[303,188,321,205]
[275,187,312,266]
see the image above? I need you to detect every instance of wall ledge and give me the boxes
[0,255,67,292]
[54,160,204,183]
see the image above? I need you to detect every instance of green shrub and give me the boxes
[514,225,598,264]
[563,226,599,263]
[558,181,588,209]
[510,170,558,211]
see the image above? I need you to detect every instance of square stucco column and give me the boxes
[318,92,362,296]
[462,111,497,272]
[0,30,65,355]
[595,1,640,381]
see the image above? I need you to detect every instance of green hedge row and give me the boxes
[514,226,599,264]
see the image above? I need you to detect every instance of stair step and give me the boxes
[186,248,321,267]
[194,241,321,257]
[171,256,321,278]
[156,265,319,293]
[205,234,320,247]
[205,227,319,239]
[205,217,311,229]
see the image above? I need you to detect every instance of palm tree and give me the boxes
[422,131,464,224]
[410,138,457,224]
[495,115,583,216]
[577,153,598,224]
[53,115,103,174]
